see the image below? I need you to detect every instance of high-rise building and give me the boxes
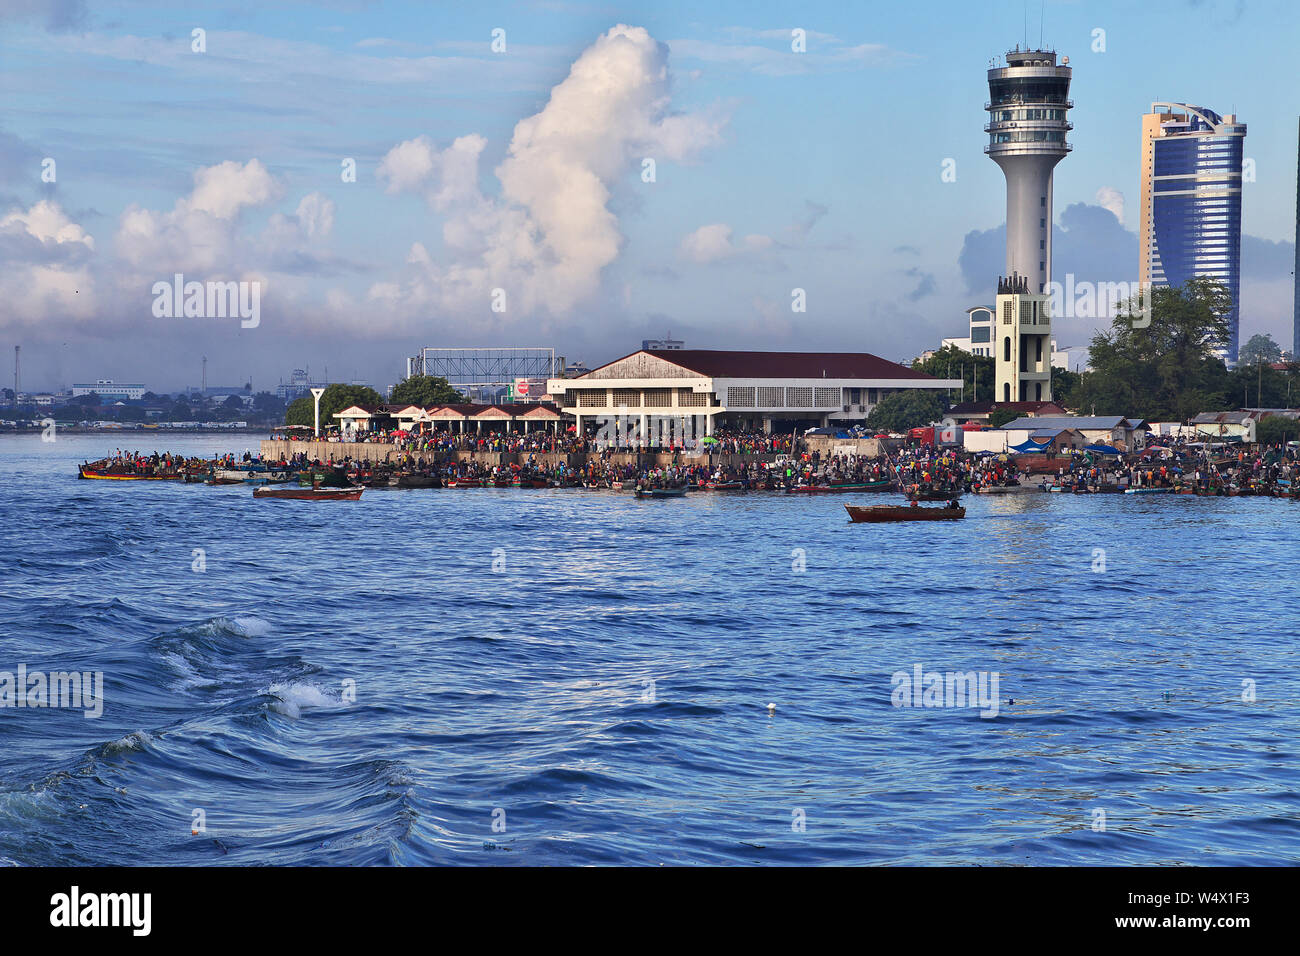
[985,48,1073,295]
[994,274,1054,403]
[1139,103,1247,361]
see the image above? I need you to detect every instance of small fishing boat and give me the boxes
[846,503,965,522]
[907,489,961,502]
[253,485,363,501]
[634,486,688,499]
[704,480,745,491]
[395,473,440,489]
[788,480,892,494]
[79,465,183,480]
[1123,486,1174,495]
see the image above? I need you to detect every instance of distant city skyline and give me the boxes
[2,0,1297,392]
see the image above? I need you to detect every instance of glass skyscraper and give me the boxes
[1139,103,1247,362]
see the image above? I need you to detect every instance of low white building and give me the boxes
[72,380,146,401]
[545,348,961,435]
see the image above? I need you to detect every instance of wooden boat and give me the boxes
[79,465,183,480]
[395,473,440,489]
[846,503,965,522]
[788,480,892,494]
[634,486,688,499]
[511,477,549,488]
[704,481,745,491]
[907,489,961,502]
[253,485,363,501]
[1123,486,1174,495]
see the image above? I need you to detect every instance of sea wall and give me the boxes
[259,440,786,470]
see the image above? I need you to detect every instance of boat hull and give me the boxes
[79,467,183,480]
[789,481,892,494]
[253,486,363,501]
[846,504,965,522]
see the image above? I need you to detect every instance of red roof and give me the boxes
[594,349,938,380]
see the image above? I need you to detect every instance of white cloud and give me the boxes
[679,223,773,263]
[115,159,285,273]
[373,24,727,321]
[0,200,95,320]
[1095,186,1125,226]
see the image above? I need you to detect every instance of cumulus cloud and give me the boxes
[679,223,773,263]
[374,24,727,321]
[0,200,95,320]
[1095,186,1125,225]
[115,159,283,273]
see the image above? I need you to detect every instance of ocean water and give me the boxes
[1,434,1298,866]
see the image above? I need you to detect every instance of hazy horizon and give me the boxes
[2,0,1297,393]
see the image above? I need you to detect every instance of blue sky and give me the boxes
[2,0,1297,392]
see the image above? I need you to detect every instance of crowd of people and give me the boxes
[88,429,1300,498]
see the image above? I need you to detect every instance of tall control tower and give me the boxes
[985,47,1073,294]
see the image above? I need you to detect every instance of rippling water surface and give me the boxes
[2,435,1298,865]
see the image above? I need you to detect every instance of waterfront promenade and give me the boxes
[258,436,887,469]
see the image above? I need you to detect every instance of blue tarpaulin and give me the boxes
[1084,444,1122,455]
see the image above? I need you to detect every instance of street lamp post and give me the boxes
[311,387,326,438]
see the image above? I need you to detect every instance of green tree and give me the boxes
[987,407,1021,428]
[866,390,944,432]
[284,384,383,430]
[1050,367,1082,410]
[252,391,284,414]
[389,374,464,406]
[167,400,193,421]
[1256,415,1300,445]
[1238,333,1282,367]
[284,395,313,427]
[1078,278,1233,420]
[911,345,994,403]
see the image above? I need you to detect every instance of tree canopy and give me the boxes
[389,374,464,407]
[866,390,944,432]
[284,383,383,429]
[1256,415,1300,445]
[1239,333,1282,367]
[1071,278,1235,421]
[911,345,993,404]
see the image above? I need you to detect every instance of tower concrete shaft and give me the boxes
[985,48,1072,294]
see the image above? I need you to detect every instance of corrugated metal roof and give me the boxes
[1002,416,1128,430]
[582,349,938,381]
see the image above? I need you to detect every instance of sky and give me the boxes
[1,0,1297,394]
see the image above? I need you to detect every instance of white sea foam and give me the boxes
[103,730,152,754]
[266,682,338,718]
[225,616,272,638]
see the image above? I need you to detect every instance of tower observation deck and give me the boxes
[985,48,1073,294]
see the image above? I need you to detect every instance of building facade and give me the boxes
[942,306,996,358]
[985,47,1073,295]
[72,380,146,401]
[994,275,1053,403]
[546,349,961,436]
[1140,103,1246,361]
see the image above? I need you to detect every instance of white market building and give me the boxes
[545,349,962,435]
